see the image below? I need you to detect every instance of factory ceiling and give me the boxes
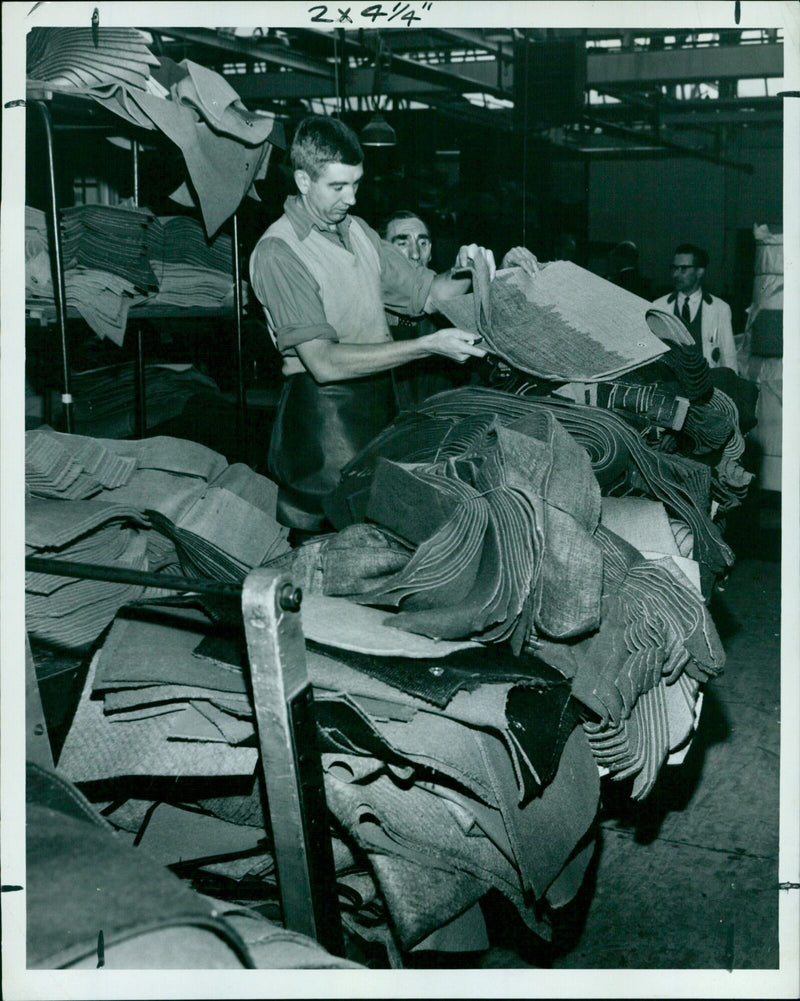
[148,27,784,171]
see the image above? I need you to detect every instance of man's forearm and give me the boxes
[296,337,431,383]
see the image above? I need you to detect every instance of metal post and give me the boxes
[34,100,73,433]
[134,327,147,438]
[132,139,140,206]
[232,213,247,460]
[241,568,345,956]
[131,141,147,438]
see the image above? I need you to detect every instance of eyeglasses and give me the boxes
[671,265,697,272]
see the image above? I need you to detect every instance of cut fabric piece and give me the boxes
[435,260,667,382]
[413,388,733,587]
[58,650,258,782]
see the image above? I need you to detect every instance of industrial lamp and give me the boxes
[360,34,397,148]
[360,111,397,147]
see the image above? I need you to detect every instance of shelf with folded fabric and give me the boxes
[26,302,237,326]
[25,85,252,453]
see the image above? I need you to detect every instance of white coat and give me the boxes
[651,291,738,374]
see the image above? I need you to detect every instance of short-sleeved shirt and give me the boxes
[250,195,435,356]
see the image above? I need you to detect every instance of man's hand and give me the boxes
[453,244,497,281]
[500,246,538,275]
[421,327,488,363]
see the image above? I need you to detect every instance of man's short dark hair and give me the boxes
[674,243,709,269]
[290,115,364,180]
[378,209,429,240]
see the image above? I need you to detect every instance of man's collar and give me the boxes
[284,194,351,241]
[668,287,711,304]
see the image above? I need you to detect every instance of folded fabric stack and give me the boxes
[435,259,668,382]
[61,205,164,292]
[26,207,238,342]
[145,216,237,310]
[25,428,137,500]
[27,28,285,237]
[25,430,290,647]
[27,26,160,91]
[55,363,219,439]
[26,497,152,649]
[26,207,149,345]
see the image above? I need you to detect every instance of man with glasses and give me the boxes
[652,243,738,372]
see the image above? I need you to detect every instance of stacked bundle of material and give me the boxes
[26,207,149,345]
[27,26,160,91]
[26,498,151,649]
[145,216,237,310]
[27,28,284,237]
[26,206,238,343]
[25,430,290,647]
[324,390,724,798]
[61,205,164,292]
[62,363,220,439]
[26,428,136,499]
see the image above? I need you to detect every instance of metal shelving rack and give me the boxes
[27,89,250,452]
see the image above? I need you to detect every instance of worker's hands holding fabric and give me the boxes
[501,246,539,275]
[422,328,488,363]
[453,244,497,281]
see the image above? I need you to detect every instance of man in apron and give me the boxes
[250,116,492,532]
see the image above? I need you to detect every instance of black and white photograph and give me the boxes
[1,2,798,998]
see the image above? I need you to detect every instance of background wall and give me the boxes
[587,124,782,326]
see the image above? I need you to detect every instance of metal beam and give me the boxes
[162,27,334,78]
[229,65,448,102]
[587,43,782,86]
[432,28,514,62]
[586,117,754,172]
[299,27,513,99]
[663,110,783,126]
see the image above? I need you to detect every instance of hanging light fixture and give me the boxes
[360,111,396,147]
[360,34,397,148]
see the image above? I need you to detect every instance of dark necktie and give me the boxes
[681,296,692,326]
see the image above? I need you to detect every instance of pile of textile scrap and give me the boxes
[25,429,290,649]
[55,585,600,963]
[27,27,285,237]
[26,206,242,345]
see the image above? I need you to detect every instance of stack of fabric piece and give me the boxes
[27,28,284,237]
[25,429,290,648]
[27,26,161,92]
[61,363,220,438]
[56,593,601,959]
[26,206,150,345]
[61,205,164,293]
[26,207,239,344]
[330,387,734,593]
[322,401,723,795]
[145,216,237,311]
[26,497,152,649]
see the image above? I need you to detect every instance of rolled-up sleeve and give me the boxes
[249,238,338,351]
[378,239,436,316]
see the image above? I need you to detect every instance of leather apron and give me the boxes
[268,370,397,531]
